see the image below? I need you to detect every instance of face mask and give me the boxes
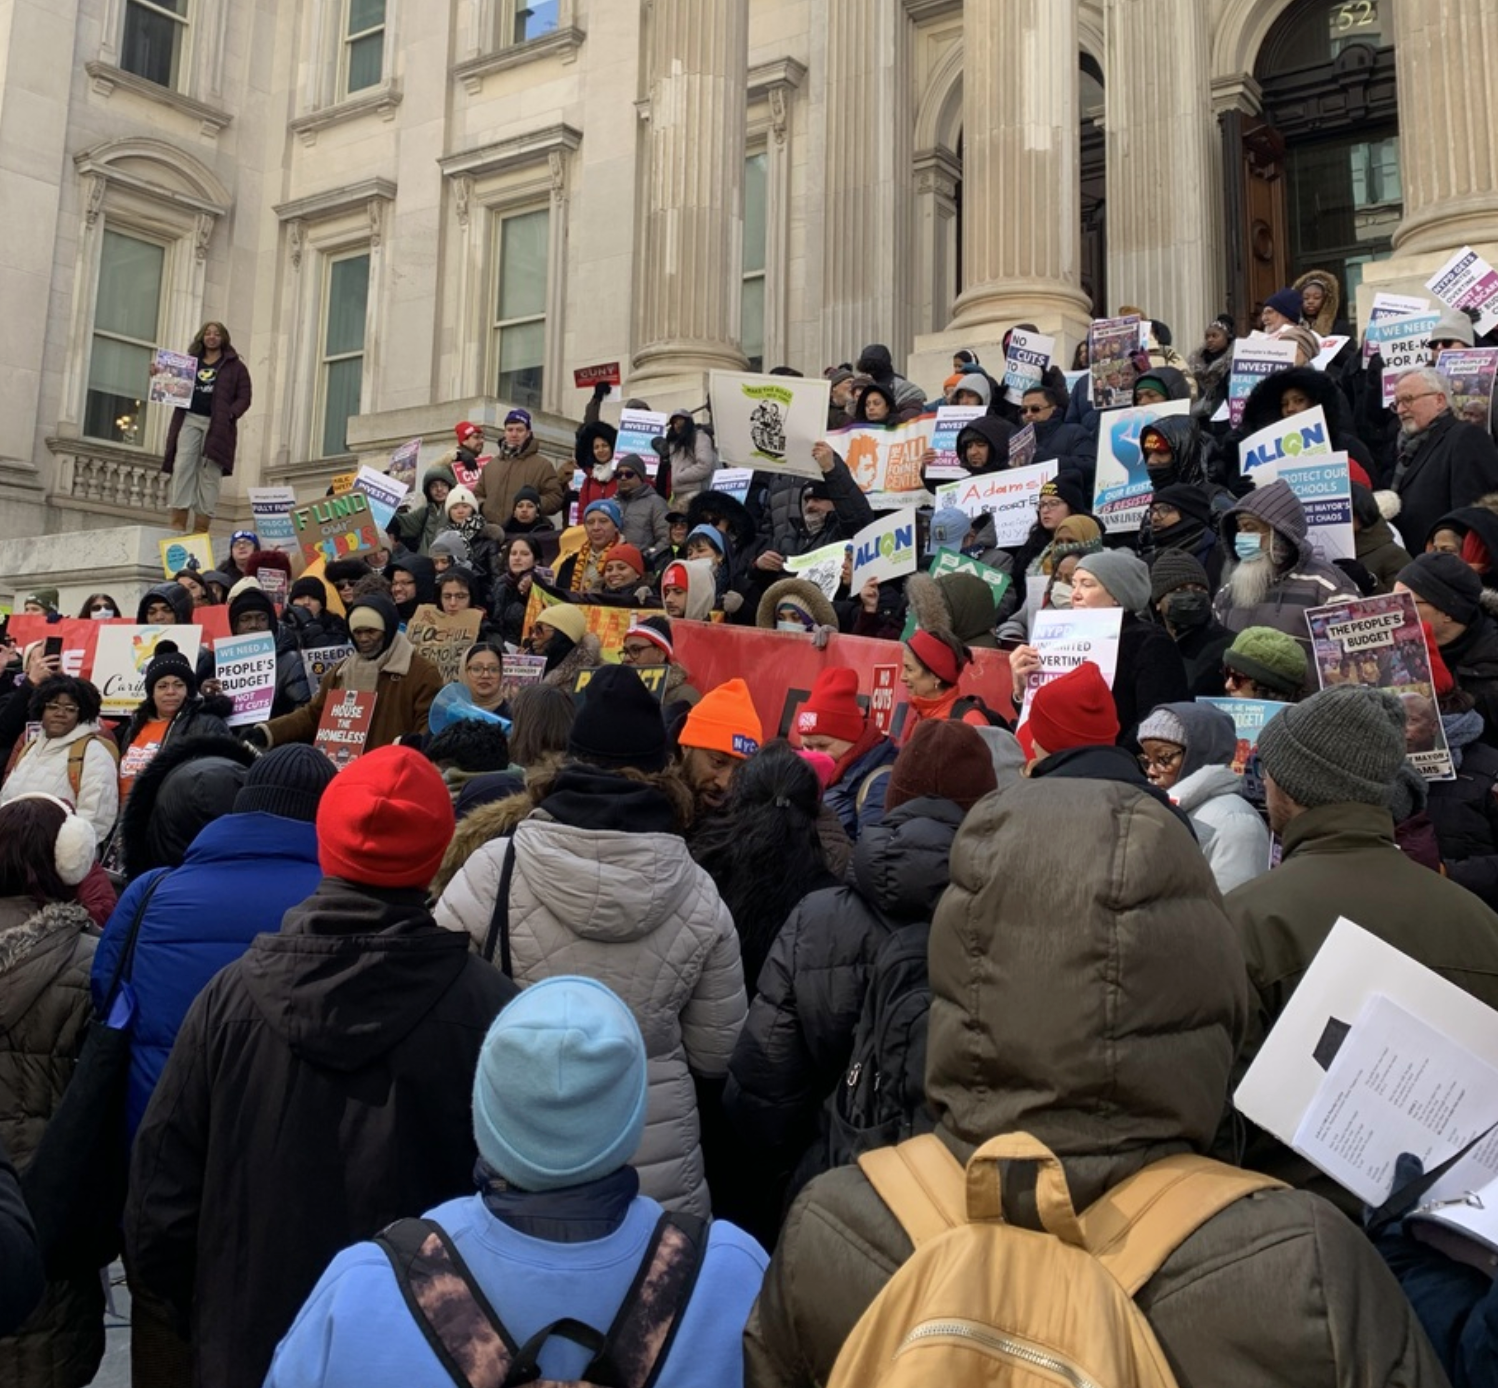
[1234,531,1264,562]
[777,620,808,633]
[90,607,117,620]
[1048,580,1073,609]
[1164,590,1212,629]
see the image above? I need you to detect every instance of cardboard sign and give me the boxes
[353,464,410,532]
[93,624,203,718]
[406,605,483,686]
[824,414,937,510]
[213,631,278,726]
[387,438,422,488]
[868,664,899,735]
[293,492,379,567]
[850,509,919,592]
[248,486,300,559]
[935,460,1059,548]
[1091,399,1192,533]
[1228,335,1298,428]
[783,540,848,601]
[301,643,352,691]
[1088,316,1143,409]
[314,690,377,770]
[711,371,831,475]
[148,349,196,408]
[1003,329,1054,405]
[928,405,984,477]
[1427,245,1498,337]
[159,533,213,578]
[574,361,622,389]
[1437,347,1498,430]
[1017,608,1122,727]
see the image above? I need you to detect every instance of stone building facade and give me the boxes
[1,0,1495,599]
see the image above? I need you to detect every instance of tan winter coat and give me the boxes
[745,779,1449,1388]
[434,808,746,1218]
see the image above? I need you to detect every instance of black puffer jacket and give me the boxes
[723,797,963,1192]
[118,734,256,882]
[1430,711,1498,908]
[1230,365,1376,487]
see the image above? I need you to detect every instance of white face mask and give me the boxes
[89,607,117,620]
[777,620,807,633]
[1049,580,1074,609]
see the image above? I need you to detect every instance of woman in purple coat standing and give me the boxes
[162,320,252,533]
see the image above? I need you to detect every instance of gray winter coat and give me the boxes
[434,811,747,1218]
[617,483,671,555]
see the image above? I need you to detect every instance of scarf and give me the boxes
[1441,708,1485,770]
[569,542,603,593]
[339,629,414,693]
[451,513,487,546]
[476,1159,639,1242]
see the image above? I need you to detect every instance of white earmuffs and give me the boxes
[9,792,97,886]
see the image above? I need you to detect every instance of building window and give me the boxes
[741,151,768,372]
[121,0,188,90]
[494,209,548,409]
[85,230,166,446]
[509,0,560,45]
[342,0,385,96]
[318,251,371,457]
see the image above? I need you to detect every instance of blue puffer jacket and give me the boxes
[822,735,899,843]
[90,811,323,1137]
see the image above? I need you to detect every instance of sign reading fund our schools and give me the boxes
[293,492,379,567]
[709,371,829,477]
[850,509,919,592]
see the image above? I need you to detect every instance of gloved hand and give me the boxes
[592,381,612,399]
[721,591,743,616]
[812,624,836,650]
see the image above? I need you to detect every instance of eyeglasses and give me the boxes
[1147,504,1181,520]
[1137,747,1184,773]
[1019,405,1049,417]
[621,642,658,659]
[1037,497,1067,510]
[1393,390,1440,409]
[467,664,501,677]
[43,701,79,714]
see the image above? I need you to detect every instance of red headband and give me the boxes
[907,629,963,686]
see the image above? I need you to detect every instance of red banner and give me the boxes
[574,361,622,388]
[8,611,232,681]
[668,621,1014,743]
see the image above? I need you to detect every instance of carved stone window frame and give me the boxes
[746,59,806,372]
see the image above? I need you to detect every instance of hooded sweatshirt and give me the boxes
[135,582,195,625]
[662,557,716,621]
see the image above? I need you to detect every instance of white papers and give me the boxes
[1312,335,1351,371]
[934,460,1059,548]
[1017,607,1122,726]
[783,540,847,600]
[849,509,919,592]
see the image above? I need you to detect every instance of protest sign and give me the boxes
[248,486,300,559]
[1363,292,1431,363]
[1198,697,1285,800]
[212,631,278,726]
[254,566,289,613]
[783,540,847,600]
[521,590,657,656]
[1238,404,1333,475]
[1088,316,1143,408]
[850,509,919,592]
[1436,347,1498,430]
[574,361,622,389]
[1427,245,1498,336]
[1306,590,1455,780]
[387,438,421,489]
[936,460,1059,548]
[929,551,1012,610]
[1311,335,1351,372]
[1273,452,1356,562]
[1008,423,1037,472]
[1228,335,1298,428]
[1368,310,1443,405]
[574,664,669,702]
[293,491,379,567]
[1091,398,1192,533]
[824,413,937,510]
[712,467,754,504]
[8,612,228,683]
[330,471,357,495]
[353,464,410,532]
[500,653,548,698]
[314,690,376,770]
[710,371,830,474]
[868,663,900,735]
[406,605,483,685]
[1017,607,1123,726]
[1003,329,1054,404]
[615,409,668,475]
[452,453,490,490]
[93,625,202,718]
[927,406,984,478]
[159,532,213,577]
[301,643,352,691]
[148,349,196,408]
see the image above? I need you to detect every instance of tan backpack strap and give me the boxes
[1083,1154,1287,1295]
[856,1134,966,1248]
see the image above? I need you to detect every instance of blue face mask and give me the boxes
[1234,531,1264,562]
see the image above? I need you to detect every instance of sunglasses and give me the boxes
[615,470,640,481]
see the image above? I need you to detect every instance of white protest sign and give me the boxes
[712,467,754,504]
[1238,404,1333,474]
[1312,335,1350,371]
[93,625,203,718]
[1273,452,1356,563]
[213,631,278,726]
[1091,398,1191,533]
[1368,311,1443,406]
[1017,607,1123,726]
[1228,335,1298,428]
[353,464,410,532]
[783,540,847,600]
[935,460,1059,548]
[615,409,668,476]
[1363,292,1431,363]
[849,509,919,592]
[1003,329,1054,404]
[709,371,830,477]
[248,486,300,559]
[927,406,984,478]
[824,414,937,510]
[1427,245,1498,337]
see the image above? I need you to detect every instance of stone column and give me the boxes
[819,0,914,367]
[1104,0,1217,338]
[630,0,749,394]
[1391,0,1498,255]
[948,0,1092,346]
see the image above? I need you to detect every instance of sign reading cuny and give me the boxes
[293,491,379,567]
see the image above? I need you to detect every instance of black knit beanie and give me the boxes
[233,744,338,823]
[144,641,197,697]
[567,665,668,773]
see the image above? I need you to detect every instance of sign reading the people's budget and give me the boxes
[824,414,936,510]
[1088,316,1143,409]
[248,486,300,558]
[710,371,830,476]
[93,625,203,718]
[927,406,984,478]
[1003,329,1054,404]
[1436,348,1498,430]
[1427,245,1498,336]
[1228,335,1298,428]
[849,509,919,592]
[213,631,278,726]
[1017,607,1122,726]
[352,465,410,533]
[1198,697,1286,777]
[783,540,847,600]
[1091,398,1191,534]
[936,460,1059,548]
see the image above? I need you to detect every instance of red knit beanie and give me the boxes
[796,667,868,743]
[1027,661,1120,757]
[317,745,455,889]
[884,720,997,812]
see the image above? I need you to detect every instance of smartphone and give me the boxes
[996,636,1026,653]
[44,636,63,660]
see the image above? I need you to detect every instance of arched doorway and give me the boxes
[1226,0,1400,327]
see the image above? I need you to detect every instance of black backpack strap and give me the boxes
[99,868,170,1015]
[582,1213,709,1388]
[376,1217,520,1388]
[481,842,517,974]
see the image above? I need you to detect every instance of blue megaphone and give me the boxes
[428,681,513,735]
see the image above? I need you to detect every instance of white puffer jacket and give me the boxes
[435,814,746,1218]
[1171,764,1270,894]
[0,723,119,841]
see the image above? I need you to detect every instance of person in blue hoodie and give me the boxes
[265,975,767,1388]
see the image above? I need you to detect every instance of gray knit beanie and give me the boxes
[1256,685,1407,809]
[1076,550,1151,615]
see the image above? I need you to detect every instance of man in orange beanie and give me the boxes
[795,666,897,840]
[125,745,517,1388]
[675,677,763,816]
[1022,663,1193,832]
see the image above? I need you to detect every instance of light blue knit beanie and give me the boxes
[472,976,648,1192]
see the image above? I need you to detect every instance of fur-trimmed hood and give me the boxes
[906,571,998,649]
[1293,267,1344,337]
[430,789,534,900]
[685,489,756,554]
[905,570,958,645]
[1239,365,1357,442]
[756,577,838,630]
[120,733,257,881]
[0,897,94,1030]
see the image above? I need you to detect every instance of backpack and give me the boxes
[377,1209,707,1388]
[827,1131,1284,1388]
[6,730,119,800]
[823,921,933,1170]
[949,694,1010,728]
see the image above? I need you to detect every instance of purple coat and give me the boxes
[162,347,252,477]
